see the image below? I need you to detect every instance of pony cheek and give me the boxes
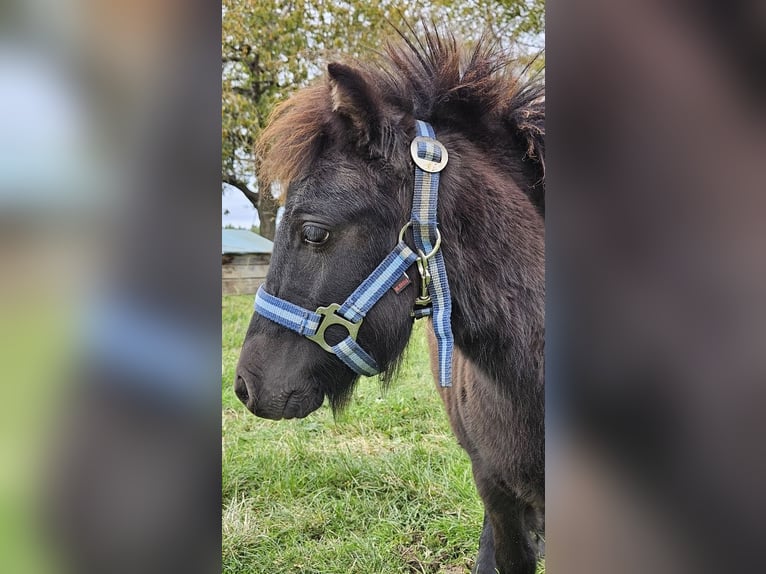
[360,293,416,369]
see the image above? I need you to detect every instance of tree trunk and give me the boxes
[223,174,279,240]
[256,174,279,240]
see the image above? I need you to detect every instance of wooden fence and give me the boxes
[222,253,270,295]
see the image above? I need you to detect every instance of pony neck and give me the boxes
[435,149,545,388]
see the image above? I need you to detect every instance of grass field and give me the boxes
[222,294,544,573]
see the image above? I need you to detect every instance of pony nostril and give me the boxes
[235,375,250,405]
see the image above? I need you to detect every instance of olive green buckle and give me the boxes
[306,304,362,353]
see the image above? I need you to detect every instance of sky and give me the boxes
[222,185,259,229]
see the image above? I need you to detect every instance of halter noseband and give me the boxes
[253,120,454,386]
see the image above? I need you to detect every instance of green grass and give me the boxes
[222,294,544,573]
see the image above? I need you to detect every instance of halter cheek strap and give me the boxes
[253,120,454,387]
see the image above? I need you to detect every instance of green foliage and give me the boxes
[222,295,545,573]
[221,0,544,224]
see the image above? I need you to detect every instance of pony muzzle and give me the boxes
[235,368,322,420]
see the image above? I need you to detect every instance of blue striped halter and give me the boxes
[254,120,454,386]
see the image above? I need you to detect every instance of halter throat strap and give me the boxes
[253,120,454,386]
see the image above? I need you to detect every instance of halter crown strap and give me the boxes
[412,120,453,387]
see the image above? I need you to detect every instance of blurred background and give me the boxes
[547,0,766,572]
[1,0,764,572]
[0,0,220,573]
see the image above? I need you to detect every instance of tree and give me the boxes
[222,0,312,239]
[222,0,544,239]
[222,0,410,238]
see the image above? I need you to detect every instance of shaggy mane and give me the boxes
[258,27,545,197]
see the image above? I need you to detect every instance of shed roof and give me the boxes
[222,229,274,254]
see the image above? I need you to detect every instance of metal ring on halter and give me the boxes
[398,221,442,259]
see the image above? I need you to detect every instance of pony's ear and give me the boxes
[327,62,382,148]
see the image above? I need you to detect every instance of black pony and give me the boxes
[236,30,545,574]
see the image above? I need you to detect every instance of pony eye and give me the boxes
[302,224,330,245]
